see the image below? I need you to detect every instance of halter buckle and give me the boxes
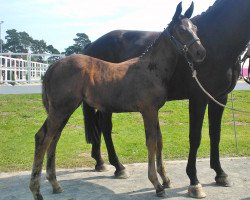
[182,45,188,53]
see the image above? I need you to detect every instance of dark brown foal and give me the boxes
[30,2,206,199]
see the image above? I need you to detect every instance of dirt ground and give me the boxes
[0,157,249,200]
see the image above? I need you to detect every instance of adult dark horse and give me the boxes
[83,0,250,198]
[29,3,206,199]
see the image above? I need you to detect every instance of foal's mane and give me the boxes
[139,15,186,59]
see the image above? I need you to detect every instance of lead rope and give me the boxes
[231,92,239,152]
[183,54,247,152]
[184,54,250,114]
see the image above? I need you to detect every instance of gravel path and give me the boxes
[0,157,249,200]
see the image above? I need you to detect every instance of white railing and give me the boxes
[0,53,64,84]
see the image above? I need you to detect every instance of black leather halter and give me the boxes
[163,28,200,55]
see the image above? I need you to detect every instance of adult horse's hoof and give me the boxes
[53,186,64,194]
[95,164,109,172]
[215,175,232,187]
[156,187,165,197]
[114,169,130,179]
[188,184,206,199]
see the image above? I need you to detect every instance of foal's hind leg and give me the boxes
[30,113,68,200]
[101,112,128,179]
[156,122,171,188]
[46,117,70,194]
[208,97,231,187]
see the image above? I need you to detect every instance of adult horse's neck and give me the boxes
[139,32,178,85]
[194,0,250,62]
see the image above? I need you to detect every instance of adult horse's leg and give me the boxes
[100,112,129,178]
[156,121,171,188]
[46,117,70,194]
[30,112,70,200]
[91,131,108,172]
[208,96,231,186]
[142,109,165,197]
[82,103,108,171]
[186,97,207,198]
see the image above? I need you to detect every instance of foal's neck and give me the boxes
[139,33,178,85]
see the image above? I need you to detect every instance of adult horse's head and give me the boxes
[165,2,206,63]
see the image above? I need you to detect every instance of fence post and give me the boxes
[27,54,31,83]
[4,57,8,84]
[0,56,2,83]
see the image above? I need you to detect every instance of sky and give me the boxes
[0,0,215,53]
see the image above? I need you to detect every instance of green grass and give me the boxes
[0,91,249,172]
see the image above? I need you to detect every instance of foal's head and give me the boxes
[166,2,206,63]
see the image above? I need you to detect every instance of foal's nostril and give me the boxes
[197,49,206,58]
[197,50,201,57]
[195,49,206,62]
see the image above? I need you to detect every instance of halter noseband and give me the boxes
[163,28,200,55]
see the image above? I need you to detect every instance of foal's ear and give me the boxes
[172,2,182,21]
[184,1,194,18]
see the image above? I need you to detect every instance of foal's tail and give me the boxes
[82,102,100,144]
[42,83,49,113]
[42,64,56,113]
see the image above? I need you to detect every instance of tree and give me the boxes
[19,31,33,52]
[46,45,61,63]
[29,39,47,62]
[4,29,32,53]
[3,29,60,57]
[46,45,60,54]
[30,39,47,54]
[73,33,91,50]
[65,33,91,55]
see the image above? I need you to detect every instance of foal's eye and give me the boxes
[193,25,198,31]
[179,26,186,33]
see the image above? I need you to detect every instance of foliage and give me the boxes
[64,33,91,55]
[4,29,32,53]
[2,29,91,62]
[0,91,249,172]
[3,29,61,57]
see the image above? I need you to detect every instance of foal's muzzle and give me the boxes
[188,41,206,63]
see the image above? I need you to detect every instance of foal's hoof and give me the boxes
[162,179,172,188]
[53,186,64,194]
[188,184,206,199]
[215,175,232,187]
[114,169,130,179]
[34,193,44,200]
[95,164,109,172]
[156,187,165,197]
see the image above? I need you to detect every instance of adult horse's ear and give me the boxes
[172,2,182,21]
[184,1,194,18]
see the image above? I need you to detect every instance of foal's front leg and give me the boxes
[142,109,165,197]
[156,121,171,188]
